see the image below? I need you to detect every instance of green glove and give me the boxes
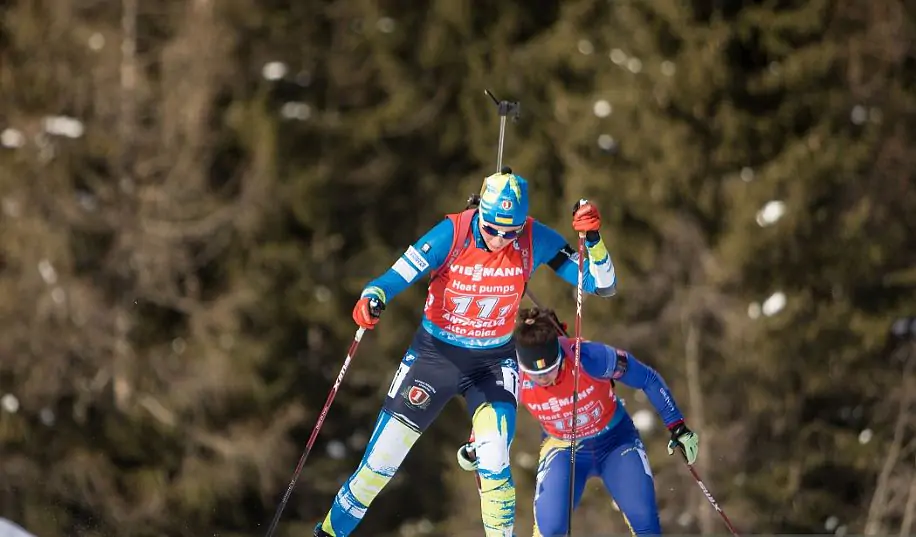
[667,422,699,465]
[456,443,479,472]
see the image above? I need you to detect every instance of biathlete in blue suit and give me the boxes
[314,172,617,537]
[457,307,700,537]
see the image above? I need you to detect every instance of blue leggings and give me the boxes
[318,328,518,537]
[533,416,662,537]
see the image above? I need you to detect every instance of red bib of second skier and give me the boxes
[424,222,532,345]
[520,339,618,440]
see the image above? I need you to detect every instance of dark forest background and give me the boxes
[1,0,915,536]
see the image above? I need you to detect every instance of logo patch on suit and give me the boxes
[404,245,430,271]
[402,380,435,409]
[612,348,629,379]
[408,386,430,405]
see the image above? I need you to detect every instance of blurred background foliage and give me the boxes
[1,0,915,536]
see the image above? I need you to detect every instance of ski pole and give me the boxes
[264,325,370,537]
[680,453,741,537]
[566,232,586,537]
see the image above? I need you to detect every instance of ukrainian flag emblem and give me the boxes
[478,172,529,227]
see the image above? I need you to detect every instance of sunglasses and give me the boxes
[482,223,525,239]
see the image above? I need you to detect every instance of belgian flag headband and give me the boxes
[516,336,563,375]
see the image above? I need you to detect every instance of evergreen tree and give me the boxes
[715,0,916,531]
[1,0,913,536]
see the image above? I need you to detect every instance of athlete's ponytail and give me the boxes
[514,308,563,374]
[514,308,557,347]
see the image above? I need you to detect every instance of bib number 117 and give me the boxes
[449,295,511,319]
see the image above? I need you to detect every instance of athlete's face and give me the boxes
[528,367,560,386]
[479,219,524,252]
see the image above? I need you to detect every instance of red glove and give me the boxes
[352,297,385,329]
[572,199,601,233]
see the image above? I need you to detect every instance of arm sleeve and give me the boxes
[579,341,614,378]
[360,218,454,303]
[530,221,617,297]
[582,342,685,428]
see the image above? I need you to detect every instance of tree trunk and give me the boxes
[865,346,915,535]
[899,461,916,537]
[685,316,714,535]
[112,0,138,412]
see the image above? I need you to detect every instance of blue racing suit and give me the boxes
[531,342,684,537]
